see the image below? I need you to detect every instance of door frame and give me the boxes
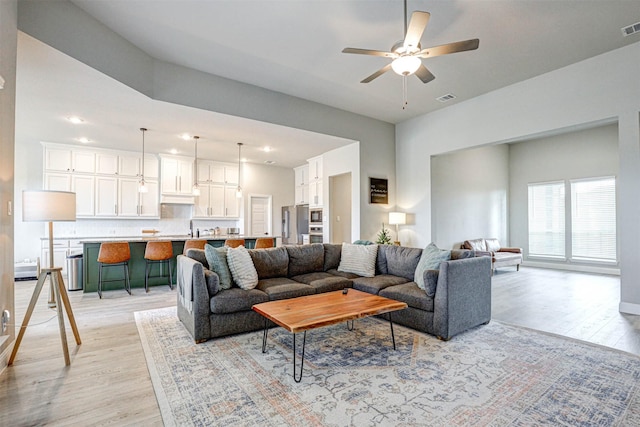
[247,193,273,236]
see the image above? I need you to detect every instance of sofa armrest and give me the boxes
[176,255,214,343]
[498,247,522,254]
[474,250,492,258]
[432,256,492,340]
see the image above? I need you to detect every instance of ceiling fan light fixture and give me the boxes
[391,55,421,76]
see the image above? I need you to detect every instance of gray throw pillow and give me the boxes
[204,244,233,290]
[414,243,451,293]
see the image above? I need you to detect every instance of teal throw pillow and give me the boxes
[415,243,451,295]
[204,244,233,290]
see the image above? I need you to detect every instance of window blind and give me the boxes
[528,182,565,258]
[570,177,617,262]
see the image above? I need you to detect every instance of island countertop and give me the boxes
[77,234,279,244]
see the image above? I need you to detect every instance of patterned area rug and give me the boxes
[135,307,640,426]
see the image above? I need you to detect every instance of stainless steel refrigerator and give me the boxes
[281,205,309,244]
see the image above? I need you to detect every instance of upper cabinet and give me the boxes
[294,164,309,205]
[308,156,323,181]
[96,153,119,175]
[160,154,194,203]
[118,154,159,179]
[307,156,323,207]
[197,160,238,184]
[45,147,95,173]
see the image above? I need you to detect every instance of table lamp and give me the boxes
[388,212,406,246]
[9,190,82,366]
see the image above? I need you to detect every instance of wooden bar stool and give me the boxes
[144,241,174,292]
[183,239,207,255]
[225,238,245,248]
[97,242,131,299]
[254,237,274,249]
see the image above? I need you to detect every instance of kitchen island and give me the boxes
[81,235,278,293]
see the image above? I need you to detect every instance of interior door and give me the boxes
[250,195,271,236]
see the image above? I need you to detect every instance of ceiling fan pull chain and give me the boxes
[402,75,408,109]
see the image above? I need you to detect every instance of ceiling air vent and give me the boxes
[436,93,456,103]
[621,22,640,37]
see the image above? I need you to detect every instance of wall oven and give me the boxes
[309,208,323,225]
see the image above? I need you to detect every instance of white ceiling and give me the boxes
[16,0,640,166]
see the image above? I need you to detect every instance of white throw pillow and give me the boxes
[338,243,378,277]
[226,245,259,290]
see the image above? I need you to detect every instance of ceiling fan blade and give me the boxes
[342,48,396,58]
[414,64,435,84]
[403,11,430,50]
[416,38,480,58]
[361,63,393,83]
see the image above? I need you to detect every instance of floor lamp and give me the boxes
[9,190,82,366]
[389,212,406,246]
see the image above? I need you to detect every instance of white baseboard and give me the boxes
[523,261,620,276]
[619,302,640,315]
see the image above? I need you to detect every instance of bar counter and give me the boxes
[81,235,277,293]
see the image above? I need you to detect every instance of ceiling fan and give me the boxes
[342,0,479,104]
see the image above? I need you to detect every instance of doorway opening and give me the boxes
[248,194,272,236]
[329,173,352,244]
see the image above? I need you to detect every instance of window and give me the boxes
[528,182,565,258]
[571,177,616,262]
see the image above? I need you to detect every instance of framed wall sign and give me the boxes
[369,178,388,204]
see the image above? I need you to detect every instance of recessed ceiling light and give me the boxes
[241,158,248,163]
[77,137,91,143]
[263,146,272,152]
[180,133,191,141]
[170,149,178,154]
[67,116,84,124]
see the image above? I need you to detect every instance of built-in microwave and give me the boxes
[309,208,323,225]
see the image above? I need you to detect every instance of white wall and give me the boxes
[397,42,640,313]
[509,123,619,262]
[0,0,17,365]
[431,144,509,249]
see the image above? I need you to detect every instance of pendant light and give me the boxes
[236,142,243,198]
[138,127,148,193]
[192,136,200,196]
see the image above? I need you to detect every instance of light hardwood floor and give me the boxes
[1,267,639,425]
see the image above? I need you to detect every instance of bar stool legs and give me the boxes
[144,259,173,292]
[98,261,131,299]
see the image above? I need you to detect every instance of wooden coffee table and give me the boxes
[252,289,407,382]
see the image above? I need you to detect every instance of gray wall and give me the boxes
[509,123,619,260]
[431,144,509,249]
[0,0,17,364]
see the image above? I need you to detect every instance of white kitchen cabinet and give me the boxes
[45,173,71,192]
[117,178,159,217]
[295,184,308,205]
[95,153,118,175]
[72,175,95,216]
[193,184,239,218]
[140,181,159,216]
[45,147,72,172]
[308,156,323,181]
[294,164,309,205]
[161,155,194,196]
[95,176,119,217]
[42,246,69,274]
[197,160,238,184]
[309,180,323,207]
[71,150,95,173]
[119,154,159,179]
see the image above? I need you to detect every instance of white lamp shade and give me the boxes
[388,212,406,225]
[391,56,421,76]
[22,190,76,222]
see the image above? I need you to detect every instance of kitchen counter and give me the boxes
[81,236,279,293]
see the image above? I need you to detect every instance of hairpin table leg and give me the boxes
[292,331,307,383]
[262,318,269,353]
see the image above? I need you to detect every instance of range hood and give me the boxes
[160,194,195,204]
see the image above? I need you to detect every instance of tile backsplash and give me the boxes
[50,204,241,237]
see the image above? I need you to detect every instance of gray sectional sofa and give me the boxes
[177,243,492,343]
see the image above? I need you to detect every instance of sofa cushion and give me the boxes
[384,245,423,281]
[352,274,409,295]
[485,238,501,252]
[210,288,269,314]
[464,238,487,251]
[326,268,361,279]
[291,271,335,285]
[338,243,378,277]
[323,243,342,271]
[414,243,451,292]
[204,268,221,296]
[249,247,288,279]
[307,276,352,293]
[493,252,523,263]
[380,282,434,312]
[204,244,233,290]
[227,246,259,290]
[186,248,209,269]
[286,244,324,277]
[256,278,315,301]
